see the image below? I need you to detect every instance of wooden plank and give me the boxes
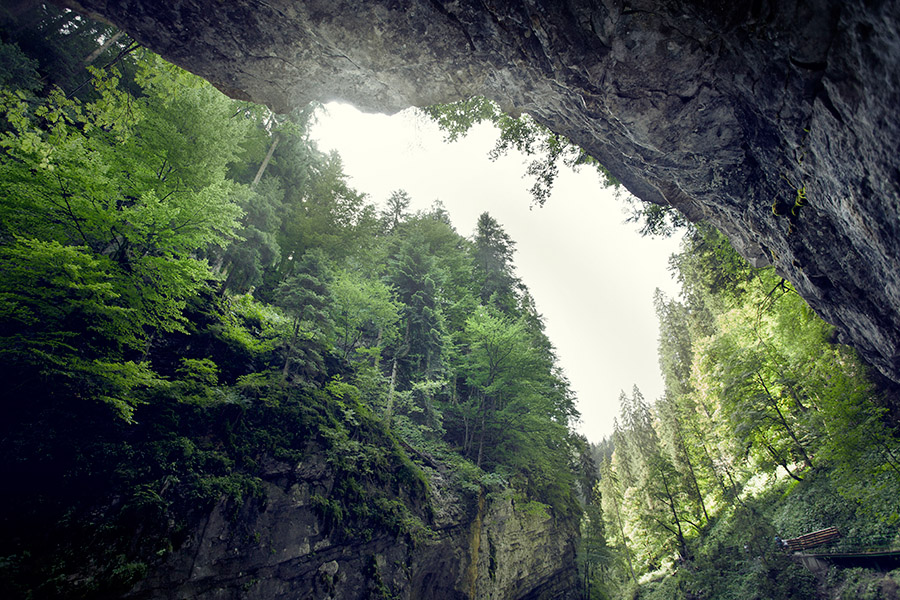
[785,527,840,551]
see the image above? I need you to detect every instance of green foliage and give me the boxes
[216,293,286,360]
[0,50,251,419]
[271,144,376,269]
[220,179,284,293]
[472,212,521,312]
[0,20,586,597]
[0,237,163,420]
[5,15,898,599]
[623,199,689,238]
[591,220,900,599]
[421,96,619,206]
[330,268,401,361]
[826,567,900,600]
[0,41,41,91]
[385,227,449,379]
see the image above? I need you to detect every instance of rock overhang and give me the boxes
[60,0,900,381]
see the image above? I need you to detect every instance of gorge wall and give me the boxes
[125,451,578,600]
[60,0,900,378]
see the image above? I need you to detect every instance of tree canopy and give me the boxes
[0,13,589,595]
[583,224,900,599]
[1,8,899,599]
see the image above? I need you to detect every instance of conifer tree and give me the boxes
[472,212,520,313]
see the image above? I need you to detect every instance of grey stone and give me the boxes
[125,449,578,599]
[44,3,900,596]
[63,0,900,381]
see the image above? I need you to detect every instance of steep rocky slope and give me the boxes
[125,453,577,600]
[63,0,900,381]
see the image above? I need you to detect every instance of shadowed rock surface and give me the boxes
[124,451,578,600]
[60,2,900,377]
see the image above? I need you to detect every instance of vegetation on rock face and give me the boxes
[2,6,899,600]
[421,96,621,207]
[0,7,585,597]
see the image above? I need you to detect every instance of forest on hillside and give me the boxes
[1,6,899,600]
[0,7,588,597]
[579,224,900,599]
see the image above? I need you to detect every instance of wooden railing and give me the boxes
[785,527,841,552]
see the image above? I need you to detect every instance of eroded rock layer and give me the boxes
[125,452,578,600]
[65,0,900,378]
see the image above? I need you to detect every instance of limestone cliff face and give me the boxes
[62,0,900,379]
[466,494,579,600]
[126,454,578,600]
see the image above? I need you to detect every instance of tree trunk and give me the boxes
[763,442,804,481]
[475,402,486,468]
[383,355,399,426]
[282,318,300,381]
[658,463,690,561]
[680,437,709,523]
[252,134,279,187]
[670,412,710,523]
[611,488,637,583]
[756,372,814,469]
[82,30,125,68]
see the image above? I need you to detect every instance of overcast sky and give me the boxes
[311,102,683,442]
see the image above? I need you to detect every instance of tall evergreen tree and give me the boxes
[381,189,412,233]
[386,230,447,381]
[274,249,333,381]
[472,212,520,313]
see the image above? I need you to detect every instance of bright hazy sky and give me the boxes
[311,102,683,442]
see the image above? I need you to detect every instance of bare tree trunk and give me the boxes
[476,405,486,468]
[252,135,279,187]
[680,437,709,523]
[462,411,471,456]
[82,30,125,68]
[756,372,814,469]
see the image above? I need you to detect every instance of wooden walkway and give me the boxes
[784,526,900,572]
[795,549,900,572]
[785,527,841,552]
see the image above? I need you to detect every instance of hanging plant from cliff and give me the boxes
[420,96,619,207]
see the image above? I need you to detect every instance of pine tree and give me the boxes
[472,212,520,313]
